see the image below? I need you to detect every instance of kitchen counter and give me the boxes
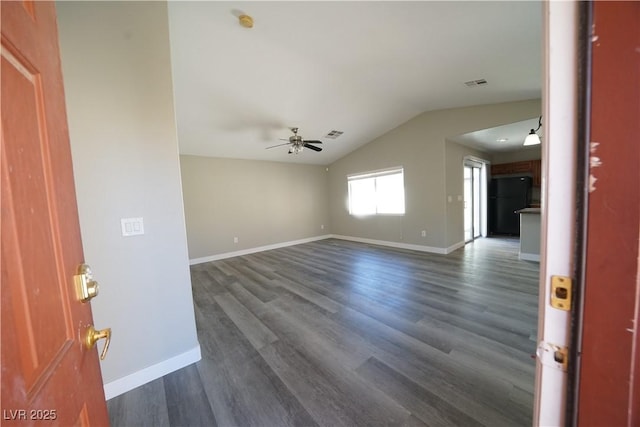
[517,207,541,214]
[518,208,541,261]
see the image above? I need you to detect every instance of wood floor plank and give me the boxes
[271,276,341,314]
[213,292,278,351]
[402,414,430,427]
[107,378,170,427]
[108,237,538,427]
[372,338,531,427]
[194,289,319,427]
[259,340,413,427]
[356,356,484,427]
[163,364,217,426]
[262,293,373,371]
[191,269,225,295]
[196,353,319,427]
[330,304,529,424]
[225,280,271,318]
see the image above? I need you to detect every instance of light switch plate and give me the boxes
[121,217,144,236]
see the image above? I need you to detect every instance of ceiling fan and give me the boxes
[266,127,323,154]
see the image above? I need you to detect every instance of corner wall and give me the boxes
[57,1,200,397]
[328,99,541,252]
[180,156,330,261]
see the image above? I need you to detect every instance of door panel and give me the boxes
[1,2,109,425]
[2,45,72,394]
[576,2,640,425]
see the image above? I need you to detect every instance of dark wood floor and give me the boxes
[108,237,539,427]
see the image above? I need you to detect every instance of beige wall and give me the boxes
[180,156,330,260]
[58,1,199,390]
[328,99,541,251]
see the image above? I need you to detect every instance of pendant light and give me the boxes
[524,116,542,146]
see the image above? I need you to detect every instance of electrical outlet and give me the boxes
[233,237,238,243]
[421,230,426,237]
[321,224,325,230]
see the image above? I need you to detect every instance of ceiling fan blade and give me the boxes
[266,142,291,149]
[303,139,323,144]
[303,143,322,152]
[279,138,289,141]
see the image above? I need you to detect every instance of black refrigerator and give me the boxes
[488,176,532,235]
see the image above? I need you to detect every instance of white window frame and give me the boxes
[347,167,405,216]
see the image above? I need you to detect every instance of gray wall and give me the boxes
[180,156,330,260]
[58,1,199,387]
[328,99,541,251]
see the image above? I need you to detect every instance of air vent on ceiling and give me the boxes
[464,78,488,87]
[325,130,344,139]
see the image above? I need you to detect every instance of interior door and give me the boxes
[1,2,110,425]
[575,2,640,425]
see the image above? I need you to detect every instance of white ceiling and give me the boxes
[448,117,543,153]
[167,1,542,165]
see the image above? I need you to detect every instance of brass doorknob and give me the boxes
[85,325,111,360]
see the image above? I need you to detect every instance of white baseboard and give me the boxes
[445,241,466,254]
[330,234,449,255]
[520,252,541,262]
[189,235,332,265]
[190,234,459,266]
[103,345,201,400]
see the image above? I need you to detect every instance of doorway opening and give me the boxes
[464,159,487,243]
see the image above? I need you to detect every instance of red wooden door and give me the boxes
[1,2,109,425]
[577,1,640,425]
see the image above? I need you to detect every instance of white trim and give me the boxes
[463,156,485,169]
[189,235,332,265]
[446,240,466,254]
[520,252,541,262]
[347,166,403,180]
[331,234,453,255]
[191,234,459,265]
[103,345,201,400]
[534,2,578,425]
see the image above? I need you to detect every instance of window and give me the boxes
[348,168,405,215]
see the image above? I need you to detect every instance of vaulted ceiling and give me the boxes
[168,1,542,165]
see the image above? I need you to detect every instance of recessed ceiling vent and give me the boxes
[325,130,344,139]
[464,78,488,87]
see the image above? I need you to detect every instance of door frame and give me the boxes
[533,1,580,425]
[463,156,488,243]
[534,1,639,425]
